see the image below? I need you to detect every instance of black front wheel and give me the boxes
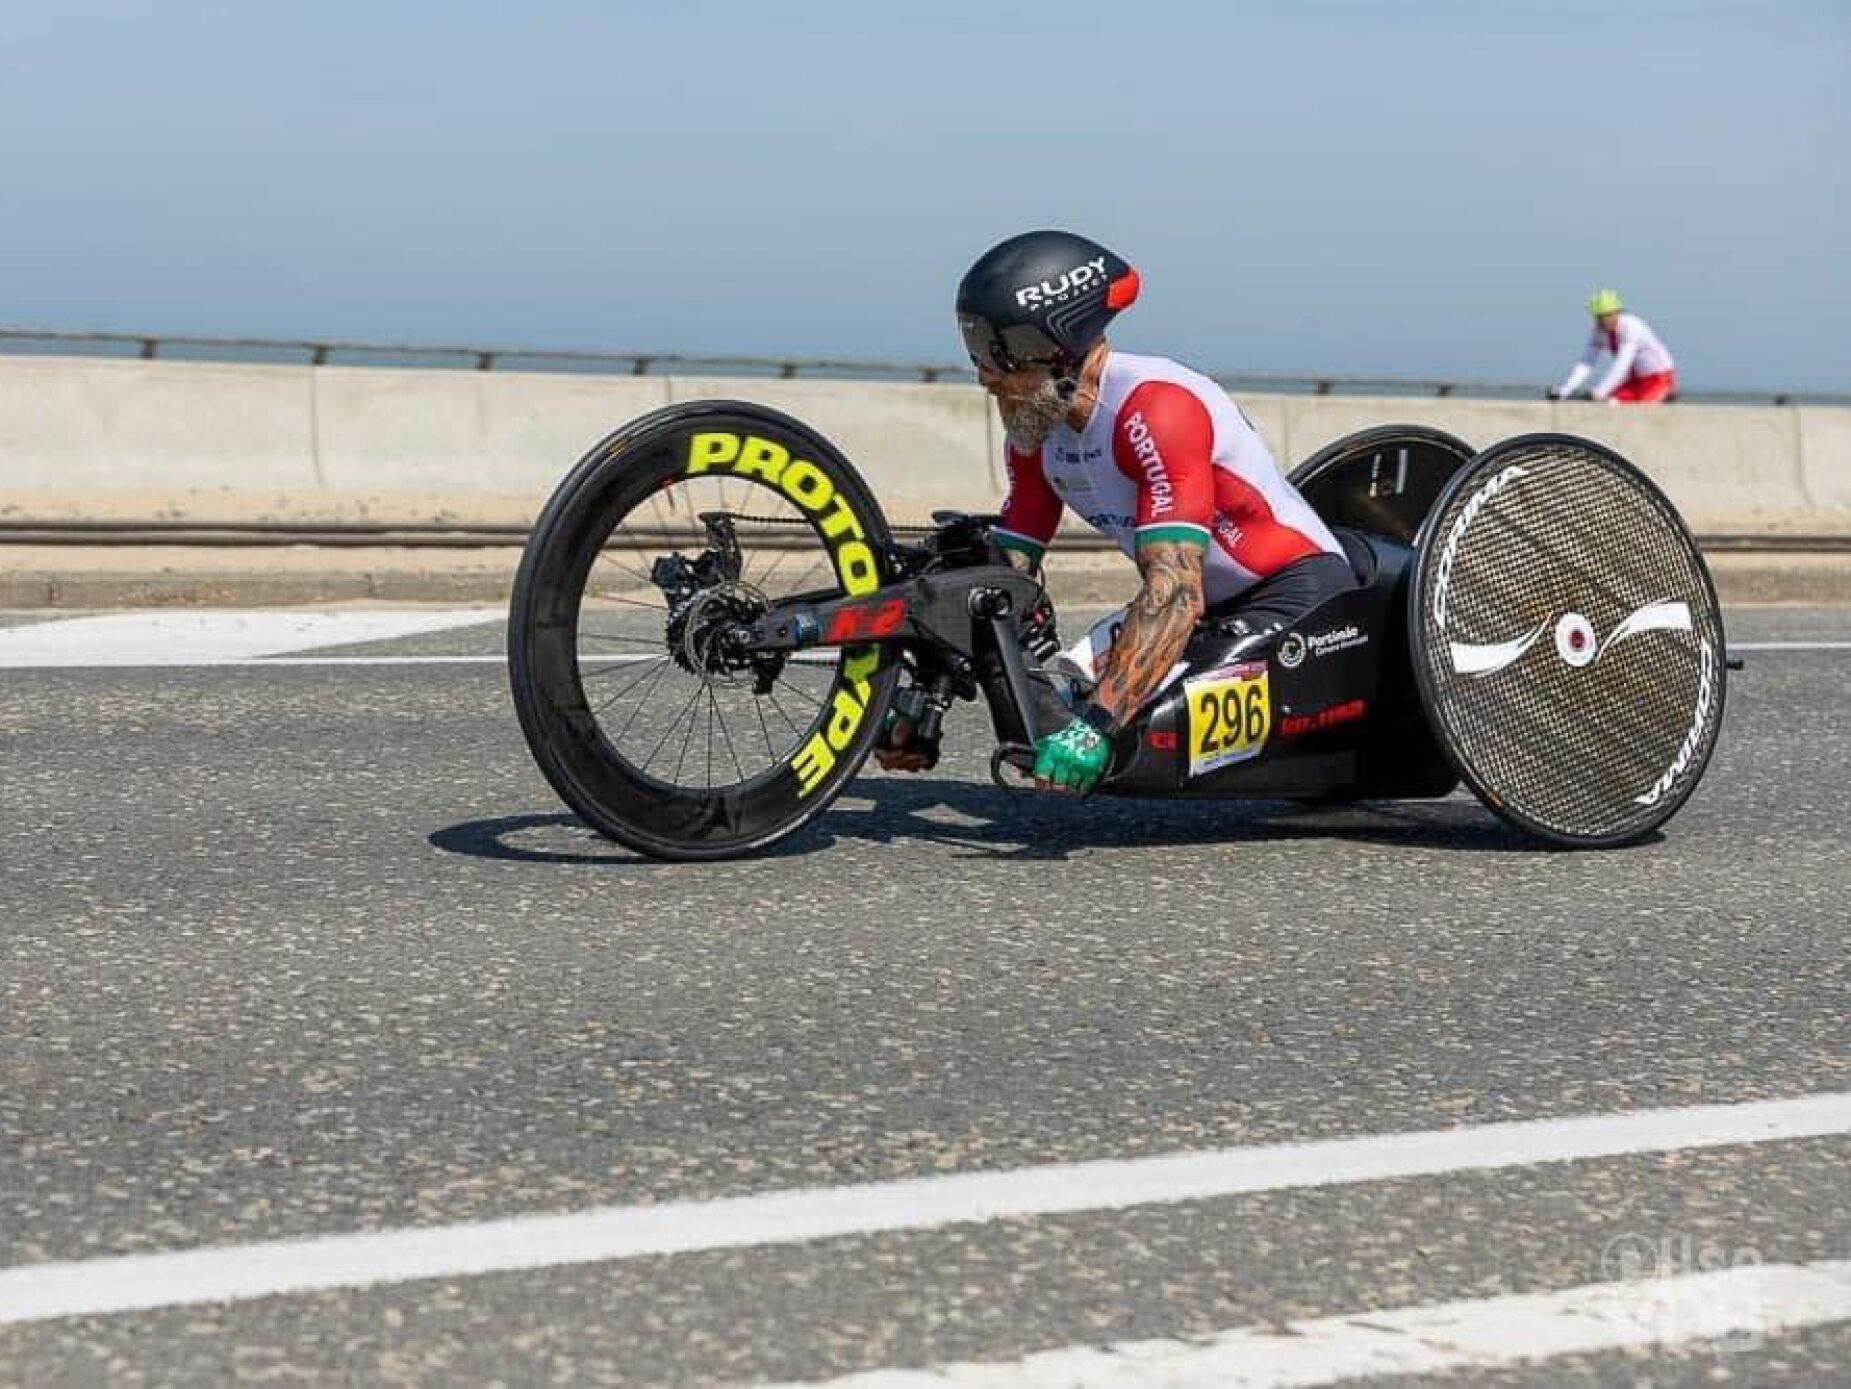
[508,401,900,860]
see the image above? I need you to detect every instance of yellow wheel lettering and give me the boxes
[837,540,879,596]
[734,435,789,483]
[686,431,741,474]
[793,733,835,796]
[817,493,866,543]
[824,686,865,752]
[779,458,834,513]
[678,423,888,799]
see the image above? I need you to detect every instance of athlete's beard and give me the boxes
[996,376,1069,452]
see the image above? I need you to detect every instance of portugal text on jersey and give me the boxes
[994,352,1343,605]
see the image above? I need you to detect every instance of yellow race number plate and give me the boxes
[1185,661,1272,776]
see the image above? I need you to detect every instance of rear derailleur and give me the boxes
[650,513,784,693]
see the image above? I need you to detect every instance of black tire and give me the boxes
[508,401,900,861]
[1407,434,1727,847]
[1288,424,1476,542]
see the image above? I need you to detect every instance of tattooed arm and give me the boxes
[1088,540,1206,729]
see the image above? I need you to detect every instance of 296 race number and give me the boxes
[1185,661,1271,776]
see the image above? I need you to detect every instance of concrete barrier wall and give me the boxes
[2,355,1846,535]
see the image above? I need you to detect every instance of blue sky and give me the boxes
[2,1,1846,390]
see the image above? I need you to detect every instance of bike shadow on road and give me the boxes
[429,777,1558,867]
[815,776,1550,860]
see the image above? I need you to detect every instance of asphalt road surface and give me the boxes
[2,604,1847,1386]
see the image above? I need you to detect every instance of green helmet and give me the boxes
[1588,288,1624,317]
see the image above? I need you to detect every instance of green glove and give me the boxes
[1032,716,1112,793]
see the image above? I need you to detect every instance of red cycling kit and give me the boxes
[994,351,1344,608]
[1556,312,1678,403]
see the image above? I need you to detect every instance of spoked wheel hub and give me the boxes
[507,400,899,860]
[665,580,783,692]
[652,511,787,690]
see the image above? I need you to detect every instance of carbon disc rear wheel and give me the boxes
[1409,434,1726,846]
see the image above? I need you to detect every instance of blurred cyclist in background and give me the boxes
[1550,289,1678,404]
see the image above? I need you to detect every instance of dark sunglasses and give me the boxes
[958,315,1065,375]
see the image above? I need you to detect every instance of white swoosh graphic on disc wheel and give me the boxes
[1449,621,1548,677]
[1598,600,1692,663]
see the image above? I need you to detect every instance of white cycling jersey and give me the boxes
[1557,312,1676,400]
[995,351,1343,607]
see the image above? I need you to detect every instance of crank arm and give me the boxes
[990,742,1037,791]
[988,741,1116,800]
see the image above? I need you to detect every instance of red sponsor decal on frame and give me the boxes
[825,598,907,643]
[1278,699,1367,739]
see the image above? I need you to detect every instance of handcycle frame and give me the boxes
[726,512,1459,804]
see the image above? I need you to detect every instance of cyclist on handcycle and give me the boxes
[878,229,1357,792]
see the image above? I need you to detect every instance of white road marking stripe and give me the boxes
[213,641,1845,671]
[184,655,512,666]
[0,653,844,669]
[0,608,1842,670]
[0,609,501,666]
[766,1262,1851,1388]
[240,654,839,668]
[0,1091,1846,1328]
[1731,640,1851,650]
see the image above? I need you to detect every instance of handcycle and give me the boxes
[508,401,1728,860]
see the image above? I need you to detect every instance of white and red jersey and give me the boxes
[994,351,1343,606]
[1557,312,1676,400]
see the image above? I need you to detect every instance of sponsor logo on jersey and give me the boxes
[1085,512,1136,530]
[1014,256,1109,309]
[1277,632,1307,668]
[1120,411,1175,517]
[1212,517,1246,551]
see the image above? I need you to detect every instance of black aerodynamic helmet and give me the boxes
[956,230,1140,375]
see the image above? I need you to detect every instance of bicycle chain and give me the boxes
[704,510,942,537]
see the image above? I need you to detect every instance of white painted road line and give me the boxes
[211,641,1841,672]
[0,608,1842,669]
[156,655,514,667]
[0,1091,1847,1328]
[227,654,837,668]
[1731,640,1851,650]
[0,652,840,669]
[4,646,1842,669]
[0,609,501,666]
[765,1262,1851,1388]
